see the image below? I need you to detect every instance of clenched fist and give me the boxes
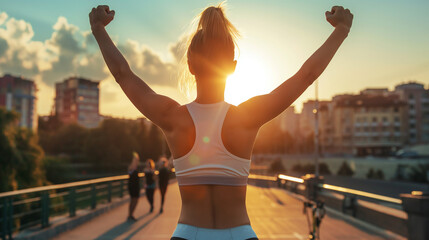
[326,6,353,31]
[89,5,115,30]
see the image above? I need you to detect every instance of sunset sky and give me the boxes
[0,0,428,118]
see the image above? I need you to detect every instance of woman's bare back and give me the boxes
[163,104,259,228]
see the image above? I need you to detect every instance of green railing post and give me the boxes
[107,183,112,203]
[7,197,12,239]
[119,180,124,198]
[1,197,8,240]
[91,184,96,209]
[69,188,76,217]
[41,191,50,228]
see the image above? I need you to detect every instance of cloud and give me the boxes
[0,36,8,57]
[0,14,41,76]
[0,11,187,116]
[116,40,179,86]
[169,36,187,63]
[0,12,8,25]
[0,12,183,88]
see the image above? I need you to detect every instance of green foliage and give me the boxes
[253,119,296,154]
[84,118,140,166]
[0,107,45,192]
[38,117,167,176]
[408,164,429,183]
[291,162,331,175]
[366,168,385,180]
[268,158,287,174]
[337,161,354,176]
[42,156,76,184]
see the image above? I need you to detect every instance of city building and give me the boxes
[336,94,407,156]
[55,77,100,128]
[271,81,428,156]
[299,100,317,138]
[0,74,38,130]
[394,82,429,144]
[279,106,299,136]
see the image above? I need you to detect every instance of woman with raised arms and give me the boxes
[89,3,353,239]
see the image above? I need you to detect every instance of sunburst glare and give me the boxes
[225,53,273,105]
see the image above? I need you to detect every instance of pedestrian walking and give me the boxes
[158,157,170,213]
[127,152,140,221]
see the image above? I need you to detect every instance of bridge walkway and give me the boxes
[54,183,401,240]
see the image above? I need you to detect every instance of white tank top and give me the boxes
[173,100,251,186]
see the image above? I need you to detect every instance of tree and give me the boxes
[291,162,331,175]
[84,118,139,168]
[366,168,375,179]
[366,168,385,180]
[253,119,295,154]
[408,164,429,183]
[0,107,45,192]
[268,158,287,174]
[147,124,164,160]
[337,161,354,176]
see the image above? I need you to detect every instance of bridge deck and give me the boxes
[54,183,402,240]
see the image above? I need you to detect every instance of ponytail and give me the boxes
[178,2,239,97]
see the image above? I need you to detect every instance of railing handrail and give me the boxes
[250,173,402,205]
[1,172,403,204]
[0,173,145,198]
[319,183,402,204]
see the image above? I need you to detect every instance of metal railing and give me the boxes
[249,173,411,238]
[0,172,411,239]
[277,174,402,205]
[0,173,148,240]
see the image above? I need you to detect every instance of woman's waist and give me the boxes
[178,213,250,229]
[179,199,249,228]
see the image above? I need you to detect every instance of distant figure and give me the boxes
[158,157,170,213]
[144,159,156,213]
[127,152,140,221]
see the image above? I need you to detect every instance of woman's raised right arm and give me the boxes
[237,6,353,129]
[90,5,180,131]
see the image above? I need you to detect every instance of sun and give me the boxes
[225,55,273,106]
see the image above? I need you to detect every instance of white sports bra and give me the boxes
[173,100,251,186]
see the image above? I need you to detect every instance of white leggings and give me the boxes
[171,223,258,240]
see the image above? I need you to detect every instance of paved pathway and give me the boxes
[54,183,403,240]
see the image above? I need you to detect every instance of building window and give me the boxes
[372,117,377,122]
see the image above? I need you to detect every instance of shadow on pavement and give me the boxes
[94,212,154,240]
[263,188,285,206]
[123,213,162,240]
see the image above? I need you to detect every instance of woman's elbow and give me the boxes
[111,64,131,80]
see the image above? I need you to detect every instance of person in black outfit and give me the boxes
[127,152,140,221]
[158,157,170,213]
[144,159,156,213]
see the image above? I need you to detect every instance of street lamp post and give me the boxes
[314,79,320,177]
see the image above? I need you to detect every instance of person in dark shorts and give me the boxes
[157,157,170,213]
[127,152,140,221]
[144,159,156,213]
